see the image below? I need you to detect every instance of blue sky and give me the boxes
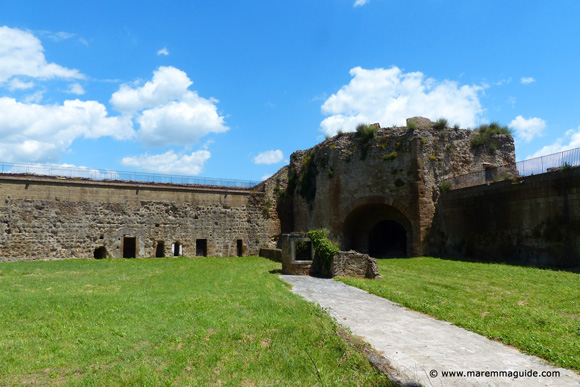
[1,0,580,181]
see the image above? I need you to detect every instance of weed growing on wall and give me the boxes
[433,118,448,130]
[355,123,378,160]
[383,151,398,161]
[470,122,512,153]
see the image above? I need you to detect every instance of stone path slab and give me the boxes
[281,275,580,387]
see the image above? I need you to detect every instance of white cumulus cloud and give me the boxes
[0,26,84,85]
[111,66,228,147]
[66,83,85,95]
[121,150,211,175]
[320,66,484,136]
[521,77,535,85]
[509,115,546,143]
[8,78,35,90]
[0,97,134,163]
[253,150,284,165]
[354,0,370,6]
[529,127,580,158]
[110,66,192,113]
[157,47,169,56]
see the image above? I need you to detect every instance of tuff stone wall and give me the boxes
[268,120,514,257]
[0,175,269,261]
[430,166,580,267]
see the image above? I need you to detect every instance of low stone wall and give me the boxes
[332,251,382,279]
[259,248,282,262]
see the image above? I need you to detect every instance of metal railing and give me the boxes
[443,146,580,190]
[0,162,262,189]
[516,147,580,176]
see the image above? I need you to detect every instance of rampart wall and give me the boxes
[0,175,270,261]
[281,123,514,257]
[431,167,580,267]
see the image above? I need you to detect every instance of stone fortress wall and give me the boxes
[1,116,578,267]
[268,118,515,258]
[0,175,270,261]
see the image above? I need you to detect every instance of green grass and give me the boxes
[0,257,391,386]
[338,257,580,372]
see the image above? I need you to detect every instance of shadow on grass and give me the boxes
[425,254,580,274]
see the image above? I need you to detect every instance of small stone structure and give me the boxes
[280,233,313,275]
[332,251,382,279]
[277,234,382,278]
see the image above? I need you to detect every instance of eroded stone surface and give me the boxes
[332,250,382,279]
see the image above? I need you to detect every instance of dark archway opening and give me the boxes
[237,239,243,257]
[196,239,207,257]
[123,237,136,258]
[342,202,413,258]
[369,220,407,258]
[155,241,165,257]
[94,246,108,259]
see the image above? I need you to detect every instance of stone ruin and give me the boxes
[276,233,382,279]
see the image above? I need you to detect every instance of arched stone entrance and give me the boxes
[342,202,412,258]
[369,220,407,258]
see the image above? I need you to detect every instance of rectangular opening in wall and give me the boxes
[123,237,136,258]
[155,241,165,258]
[196,239,207,257]
[173,242,182,257]
[237,239,243,257]
[485,166,497,182]
[295,241,313,261]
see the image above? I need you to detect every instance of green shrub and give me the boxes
[355,123,378,142]
[562,162,573,171]
[470,122,513,152]
[407,120,417,130]
[306,229,340,276]
[453,124,460,130]
[328,168,334,178]
[433,118,448,130]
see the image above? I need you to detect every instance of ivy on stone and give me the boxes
[306,229,339,276]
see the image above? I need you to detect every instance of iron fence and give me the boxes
[516,147,580,176]
[442,146,580,190]
[0,162,262,189]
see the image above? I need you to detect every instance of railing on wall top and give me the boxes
[442,146,580,190]
[0,162,262,189]
[516,147,580,176]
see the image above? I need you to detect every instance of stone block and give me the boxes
[332,250,382,279]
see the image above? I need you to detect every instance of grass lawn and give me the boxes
[0,257,391,386]
[338,257,580,372]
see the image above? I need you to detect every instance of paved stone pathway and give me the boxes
[281,275,580,387]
